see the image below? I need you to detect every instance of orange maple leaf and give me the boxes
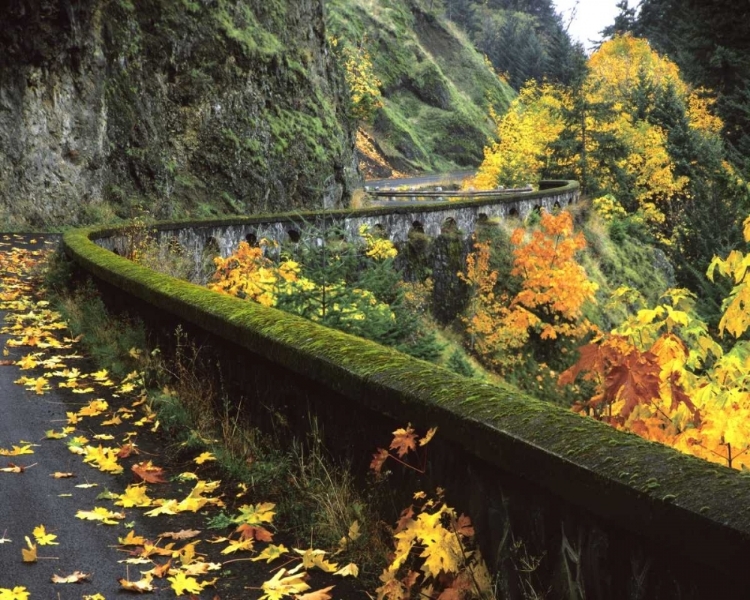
[390,425,417,458]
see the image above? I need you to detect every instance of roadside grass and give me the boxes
[43,248,389,585]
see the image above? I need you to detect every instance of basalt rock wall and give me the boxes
[0,0,358,228]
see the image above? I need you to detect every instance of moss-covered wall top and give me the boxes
[97,181,580,268]
[0,0,357,229]
[64,203,750,578]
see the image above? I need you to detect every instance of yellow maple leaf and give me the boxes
[193,452,216,465]
[118,530,148,546]
[333,563,359,578]
[419,427,438,447]
[233,502,276,525]
[118,574,154,593]
[296,586,335,600]
[77,399,109,417]
[251,544,289,563]
[259,568,310,600]
[291,548,338,574]
[76,506,125,525]
[0,444,34,457]
[221,538,255,555]
[0,587,30,600]
[167,572,205,596]
[33,524,59,546]
[115,484,153,508]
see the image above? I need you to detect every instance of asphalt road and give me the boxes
[364,171,474,189]
[0,236,209,600]
[0,235,367,599]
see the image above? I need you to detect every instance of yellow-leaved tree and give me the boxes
[560,216,750,470]
[472,81,569,189]
[474,35,726,244]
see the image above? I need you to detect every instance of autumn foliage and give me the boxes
[460,211,597,370]
[474,35,726,243]
[560,217,750,469]
[370,426,493,600]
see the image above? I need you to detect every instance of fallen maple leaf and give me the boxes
[118,574,154,593]
[333,563,359,578]
[132,461,166,483]
[235,524,273,542]
[0,444,34,457]
[251,544,289,564]
[159,530,200,540]
[0,586,29,600]
[193,452,216,465]
[76,506,126,525]
[0,463,32,473]
[21,537,37,563]
[119,530,148,546]
[167,572,205,596]
[117,443,139,459]
[51,571,90,584]
[296,586,335,600]
[33,524,59,546]
[259,568,310,600]
[221,538,255,555]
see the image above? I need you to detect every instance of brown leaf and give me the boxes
[118,575,154,593]
[235,524,273,543]
[0,360,13,366]
[132,461,166,484]
[558,342,602,386]
[604,349,661,419]
[390,425,417,458]
[51,571,91,584]
[118,443,139,459]
[159,530,200,541]
[453,514,474,538]
[50,472,75,478]
[296,585,335,600]
[395,506,414,533]
[369,448,389,474]
[0,463,25,473]
[152,559,172,578]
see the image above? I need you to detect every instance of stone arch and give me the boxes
[553,201,561,210]
[441,217,458,235]
[568,198,573,206]
[372,223,386,238]
[287,229,301,243]
[245,232,257,246]
[205,236,220,255]
[509,207,520,218]
[477,213,489,224]
[324,225,346,242]
[410,221,425,235]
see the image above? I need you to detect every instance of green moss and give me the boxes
[213,1,282,58]
[62,196,750,556]
[326,0,515,171]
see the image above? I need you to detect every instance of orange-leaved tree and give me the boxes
[560,217,750,469]
[460,210,598,370]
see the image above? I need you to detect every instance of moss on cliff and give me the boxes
[326,0,516,173]
[0,0,358,228]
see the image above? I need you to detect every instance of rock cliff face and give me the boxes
[0,0,358,228]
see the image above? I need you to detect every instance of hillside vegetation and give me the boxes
[326,0,516,174]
